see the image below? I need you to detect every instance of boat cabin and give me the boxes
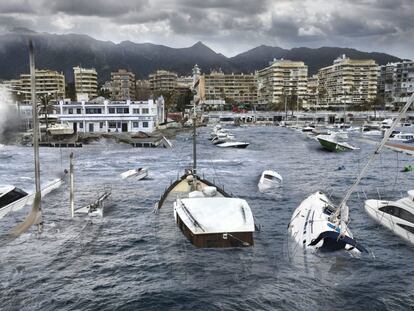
[0,186,28,209]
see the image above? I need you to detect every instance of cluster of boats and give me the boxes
[210,125,249,149]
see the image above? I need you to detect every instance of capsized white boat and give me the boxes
[365,190,414,245]
[288,191,366,254]
[258,170,282,192]
[120,168,148,180]
[215,141,249,149]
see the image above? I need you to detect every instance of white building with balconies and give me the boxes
[52,97,165,133]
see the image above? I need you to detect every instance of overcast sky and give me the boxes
[0,0,412,59]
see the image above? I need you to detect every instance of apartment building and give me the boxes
[53,97,165,133]
[378,60,414,109]
[200,70,257,105]
[111,69,136,100]
[149,70,178,93]
[317,55,378,109]
[73,66,98,101]
[257,59,308,109]
[306,74,319,109]
[19,70,65,102]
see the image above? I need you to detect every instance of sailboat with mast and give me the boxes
[155,81,255,248]
[288,94,414,255]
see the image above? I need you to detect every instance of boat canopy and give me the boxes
[176,197,255,234]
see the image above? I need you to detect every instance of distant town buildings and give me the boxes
[53,97,165,133]
[18,70,65,102]
[317,55,378,109]
[306,74,319,109]
[73,66,98,101]
[378,60,414,109]
[149,70,178,93]
[257,59,308,110]
[111,69,136,100]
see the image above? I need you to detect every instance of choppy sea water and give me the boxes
[0,126,414,311]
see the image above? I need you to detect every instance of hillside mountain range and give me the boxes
[0,28,402,83]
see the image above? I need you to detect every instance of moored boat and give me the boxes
[316,134,358,152]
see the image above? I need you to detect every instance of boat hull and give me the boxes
[176,213,253,247]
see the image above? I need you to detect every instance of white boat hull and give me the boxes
[120,168,148,180]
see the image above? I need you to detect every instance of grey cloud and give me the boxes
[49,0,149,17]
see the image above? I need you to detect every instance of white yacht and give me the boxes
[215,141,249,149]
[389,132,414,143]
[0,178,66,219]
[365,190,414,245]
[288,191,366,254]
[258,170,282,192]
[120,168,148,180]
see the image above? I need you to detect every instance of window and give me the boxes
[85,108,102,114]
[397,224,414,234]
[116,108,124,113]
[79,122,83,129]
[133,108,140,114]
[68,108,73,114]
[76,108,81,114]
[133,122,139,128]
[142,108,149,114]
[109,108,115,114]
[108,122,116,129]
[0,188,28,209]
[143,121,149,128]
[100,122,104,129]
[379,205,414,223]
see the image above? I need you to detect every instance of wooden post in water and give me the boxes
[30,40,42,229]
[70,152,74,218]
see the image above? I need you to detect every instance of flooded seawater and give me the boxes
[1,126,414,310]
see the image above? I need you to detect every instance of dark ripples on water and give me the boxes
[0,126,414,310]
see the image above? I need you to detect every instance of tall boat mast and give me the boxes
[192,101,197,176]
[333,94,414,235]
[30,41,41,200]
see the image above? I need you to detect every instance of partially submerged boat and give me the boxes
[316,134,358,152]
[258,170,282,192]
[288,191,366,253]
[156,95,255,248]
[365,190,414,245]
[120,168,148,180]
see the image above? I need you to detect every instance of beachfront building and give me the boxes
[317,55,378,109]
[73,66,98,101]
[19,70,65,102]
[378,60,414,109]
[149,70,178,93]
[200,70,257,107]
[306,74,319,110]
[111,69,136,100]
[53,97,165,133]
[257,59,308,110]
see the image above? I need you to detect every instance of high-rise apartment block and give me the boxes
[19,70,65,102]
[317,55,378,108]
[111,69,136,100]
[378,60,414,109]
[200,70,257,105]
[149,70,178,93]
[257,59,308,109]
[73,66,98,101]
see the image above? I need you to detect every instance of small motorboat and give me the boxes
[316,134,358,152]
[215,141,249,149]
[120,168,148,180]
[258,170,282,192]
[389,133,414,143]
[75,190,111,217]
[365,190,414,245]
